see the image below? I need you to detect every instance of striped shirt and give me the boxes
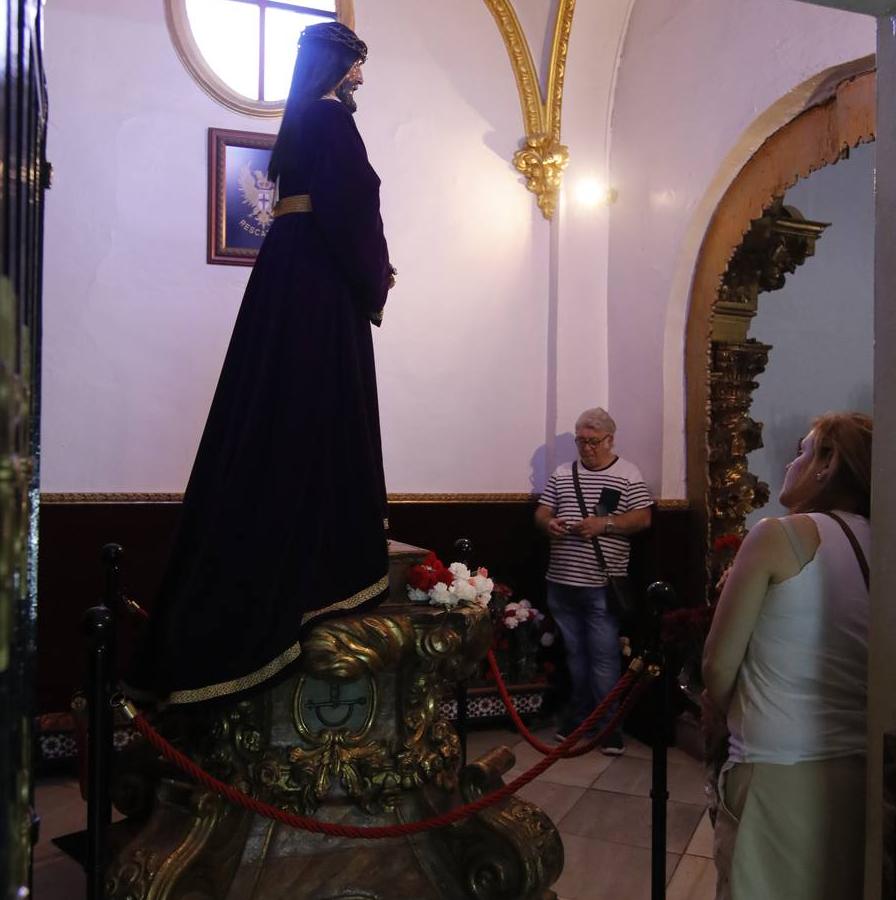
[539,457,653,587]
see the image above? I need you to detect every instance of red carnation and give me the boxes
[406,552,454,592]
[712,534,743,554]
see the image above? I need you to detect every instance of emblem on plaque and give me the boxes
[293,674,376,740]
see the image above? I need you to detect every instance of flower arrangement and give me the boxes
[661,604,715,650]
[487,584,557,685]
[663,532,745,701]
[711,532,744,589]
[406,556,559,689]
[406,552,494,610]
[502,598,539,630]
[713,534,743,555]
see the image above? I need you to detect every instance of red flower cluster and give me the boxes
[406,552,454,592]
[712,534,743,555]
[661,604,715,647]
[492,582,513,599]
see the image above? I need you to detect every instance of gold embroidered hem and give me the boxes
[166,639,304,705]
[301,574,389,627]
[166,572,389,704]
[273,194,312,217]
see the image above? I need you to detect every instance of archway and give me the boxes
[684,59,875,593]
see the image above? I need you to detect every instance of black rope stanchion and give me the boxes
[82,543,123,900]
[644,580,676,900]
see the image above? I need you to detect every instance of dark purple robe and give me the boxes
[130,100,392,704]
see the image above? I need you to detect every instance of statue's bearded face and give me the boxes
[337,59,363,113]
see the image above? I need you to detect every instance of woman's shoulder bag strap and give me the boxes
[823,511,870,592]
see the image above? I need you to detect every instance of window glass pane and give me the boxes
[272,1,337,10]
[264,8,331,101]
[186,0,260,100]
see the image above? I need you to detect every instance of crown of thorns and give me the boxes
[298,22,368,61]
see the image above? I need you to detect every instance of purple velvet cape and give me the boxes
[130,100,393,704]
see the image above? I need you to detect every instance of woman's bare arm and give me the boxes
[702,518,795,711]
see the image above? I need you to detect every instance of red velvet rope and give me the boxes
[131,665,651,839]
[486,650,626,758]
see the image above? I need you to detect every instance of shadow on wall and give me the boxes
[412,7,519,162]
[529,432,577,494]
[412,2,566,166]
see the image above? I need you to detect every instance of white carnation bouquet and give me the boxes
[405,552,493,610]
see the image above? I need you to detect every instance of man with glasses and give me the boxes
[535,407,653,754]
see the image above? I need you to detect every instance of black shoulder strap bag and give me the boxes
[571,461,638,623]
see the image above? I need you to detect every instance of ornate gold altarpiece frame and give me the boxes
[686,63,875,596]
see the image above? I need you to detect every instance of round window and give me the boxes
[165,0,356,117]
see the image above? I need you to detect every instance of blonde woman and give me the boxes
[703,412,872,900]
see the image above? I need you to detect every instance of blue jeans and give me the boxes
[546,581,620,735]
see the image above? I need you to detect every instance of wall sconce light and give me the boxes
[574,178,618,208]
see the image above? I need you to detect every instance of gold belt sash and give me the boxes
[273,194,313,217]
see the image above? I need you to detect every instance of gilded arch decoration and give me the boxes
[482,0,575,219]
[685,63,876,594]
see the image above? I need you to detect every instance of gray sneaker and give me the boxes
[599,733,626,756]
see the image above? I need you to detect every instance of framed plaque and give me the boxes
[207,127,277,266]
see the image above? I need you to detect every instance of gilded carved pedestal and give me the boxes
[106,581,563,899]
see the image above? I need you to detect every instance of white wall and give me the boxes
[41,0,634,495]
[746,141,875,524]
[42,1,277,492]
[607,0,875,496]
[41,0,877,498]
[547,0,637,485]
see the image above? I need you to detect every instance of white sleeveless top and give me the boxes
[727,512,870,764]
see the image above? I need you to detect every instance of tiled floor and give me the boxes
[33,727,716,899]
[474,725,716,900]
[33,776,90,899]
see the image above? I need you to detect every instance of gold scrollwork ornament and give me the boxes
[484,0,576,219]
[513,134,570,220]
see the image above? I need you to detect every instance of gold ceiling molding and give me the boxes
[40,491,688,509]
[483,0,575,219]
[39,492,185,504]
[388,492,533,504]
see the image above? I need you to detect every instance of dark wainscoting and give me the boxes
[36,496,697,715]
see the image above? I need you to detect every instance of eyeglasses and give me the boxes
[575,435,611,449]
